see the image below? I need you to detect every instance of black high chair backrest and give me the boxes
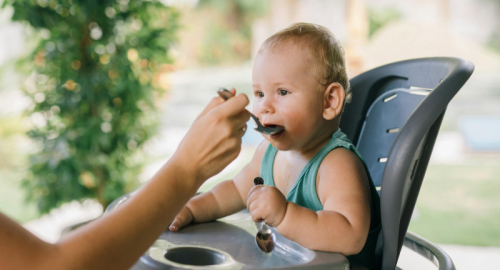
[339,57,474,270]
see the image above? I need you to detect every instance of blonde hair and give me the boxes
[260,22,352,104]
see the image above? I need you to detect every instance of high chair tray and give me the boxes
[107,194,348,270]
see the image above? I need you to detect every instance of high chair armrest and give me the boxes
[403,231,456,270]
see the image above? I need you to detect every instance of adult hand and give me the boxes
[171,89,250,185]
[247,186,288,228]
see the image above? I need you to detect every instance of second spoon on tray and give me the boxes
[253,177,276,253]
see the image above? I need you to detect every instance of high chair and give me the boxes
[106,57,474,270]
[340,57,474,269]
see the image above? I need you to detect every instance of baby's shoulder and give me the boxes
[316,147,369,201]
[317,147,365,179]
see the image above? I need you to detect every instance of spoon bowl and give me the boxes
[256,222,276,253]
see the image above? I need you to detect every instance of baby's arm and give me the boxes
[247,148,371,255]
[170,140,269,231]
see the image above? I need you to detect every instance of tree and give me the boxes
[2,0,179,213]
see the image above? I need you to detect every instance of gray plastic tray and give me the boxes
[107,194,349,270]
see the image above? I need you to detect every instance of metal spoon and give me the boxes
[253,177,276,253]
[217,88,284,135]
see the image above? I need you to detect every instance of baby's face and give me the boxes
[252,44,329,151]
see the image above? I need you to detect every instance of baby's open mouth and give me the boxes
[264,124,285,135]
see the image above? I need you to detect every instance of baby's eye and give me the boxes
[279,89,289,96]
[255,91,264,98]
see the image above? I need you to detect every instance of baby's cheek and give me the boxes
[251,105,259,116]
[287,115,309,134]
[282,111,299,127]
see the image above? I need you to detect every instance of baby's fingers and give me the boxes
[249,204,266,223]
[169,218,182,232]
[169,208,193,232]
[247,191,265,221]
[247,185,264,200]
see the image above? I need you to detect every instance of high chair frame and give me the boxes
[340,57,474,270]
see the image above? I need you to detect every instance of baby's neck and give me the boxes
[287,127,338,161]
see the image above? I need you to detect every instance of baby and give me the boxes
[170,22,381,269]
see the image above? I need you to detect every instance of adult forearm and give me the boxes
[57,159,202,270]
[276,202,365,255]
[0,212,61,270]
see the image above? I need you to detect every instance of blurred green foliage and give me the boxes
[368,7,400,38]
[2,0,179,213]
[489,0,500,51]
[0,116,26,168]
[195,0,270,65]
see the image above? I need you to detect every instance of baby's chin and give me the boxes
[269,141,293,151]
[267,138,295,152]
[266,133,321,153]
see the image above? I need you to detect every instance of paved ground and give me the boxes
[399,243,500,270]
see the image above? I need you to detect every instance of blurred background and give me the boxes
[0,0,499,269]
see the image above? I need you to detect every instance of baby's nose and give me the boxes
[258,97,275,114]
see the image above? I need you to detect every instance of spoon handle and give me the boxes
[253,177,266,229]
[217,88,234,100]
[254,177,264,186]
[252,177,276,253]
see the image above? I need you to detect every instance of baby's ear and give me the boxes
[322,82,345,120]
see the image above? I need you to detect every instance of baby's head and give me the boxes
[252,22,350,151]
[259,23,351,102]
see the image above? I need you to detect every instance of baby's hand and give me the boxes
[169,206,194,232]
[246,186,287,228]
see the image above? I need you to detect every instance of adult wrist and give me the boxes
[164,156,203,190]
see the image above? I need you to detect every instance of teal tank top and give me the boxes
[260,129,381,269]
